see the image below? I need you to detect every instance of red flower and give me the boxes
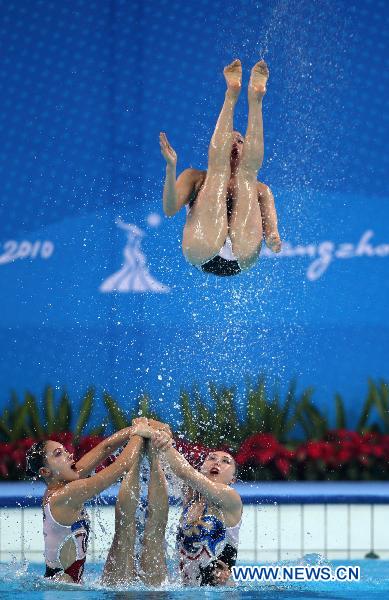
[275,457,291,477]
[174,438,211,468]
[0,462,9,477]
[11,448,26,468]
[326,429,361,444]
[49,432,74,454]
[235,434,293,478]
[335,448,353,464]
[19,438,36,451]
[235,433,279,466]
[361,432,381,443]
[0,442,13,457]
[255,448,277,464]
[296,440,334,464]
[74,436,104,461]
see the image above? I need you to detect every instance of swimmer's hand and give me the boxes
[159,132,177,167]
[148,418,173,438]
[151,429,173,451]
[212,560,233,586]
[131,417,154,439]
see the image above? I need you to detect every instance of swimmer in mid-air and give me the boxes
[160,59,281,277]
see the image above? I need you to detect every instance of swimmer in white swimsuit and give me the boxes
[160,59,281,276]
[151,434,243,587]
[26,418,171,586]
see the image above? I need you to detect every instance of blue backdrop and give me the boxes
[0,0,388,427]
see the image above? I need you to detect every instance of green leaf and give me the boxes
[294,388,316,439]
[57,391,71,431]
[356,382,376,432]
[89,424,106,436]
[0,418,12,441]
[25,392,44,438]
[12,400,32,440]
[335,393,346,430]
[134,393,160,421]
[44,386,55,435]
[179,389,198,442]
[245,376,266,436]
[211,383,240,449]
[74,388,94,441]
[103,392,129,430]
[9,391,20,423]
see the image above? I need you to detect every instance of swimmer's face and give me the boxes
[231,131,244,161]
[40,440,79,483]
[200,451,236,485]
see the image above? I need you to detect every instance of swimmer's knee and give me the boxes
[233,242,262,271]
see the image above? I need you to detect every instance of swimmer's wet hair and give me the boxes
[25,440,47,477]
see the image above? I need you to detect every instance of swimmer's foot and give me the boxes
[266,232,282,253]
[248,59,269,100]
[224,59,242,100]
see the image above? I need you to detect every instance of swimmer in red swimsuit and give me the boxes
[160,59,281,277]
[26,418,170,586]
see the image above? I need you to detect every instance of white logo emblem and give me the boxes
[99,218,169,293]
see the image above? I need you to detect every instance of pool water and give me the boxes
[1,558,389,599]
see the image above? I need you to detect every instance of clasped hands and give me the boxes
[131,417,173,452]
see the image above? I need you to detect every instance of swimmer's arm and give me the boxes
[75,426,134,478]
[257,182,282,253]
[160,131,197,216]
[153,434,241,511]
[55,427,152,508]
[163,168,201,216]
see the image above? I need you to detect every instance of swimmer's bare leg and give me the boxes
[229,60,276,269]
[183,60,242,265]
[102,439,144,586]
[139,442,169,586]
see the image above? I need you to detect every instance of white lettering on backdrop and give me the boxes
[1,230,387,284]
[261,230,389,280]
[0,240,54,265]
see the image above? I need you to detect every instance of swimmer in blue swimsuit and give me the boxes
[160,59,281,277]
[152,431,243,586]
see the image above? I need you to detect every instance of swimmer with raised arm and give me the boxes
[160,59,281,277]
[25,419,170,586]
[153,430,243,586]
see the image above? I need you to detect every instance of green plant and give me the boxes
[243,377,300,443]
[103,391,161,430]
[177,378,303,450]
[362,379,389,433]
[293,380,389,440]
[0,387,103,442]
